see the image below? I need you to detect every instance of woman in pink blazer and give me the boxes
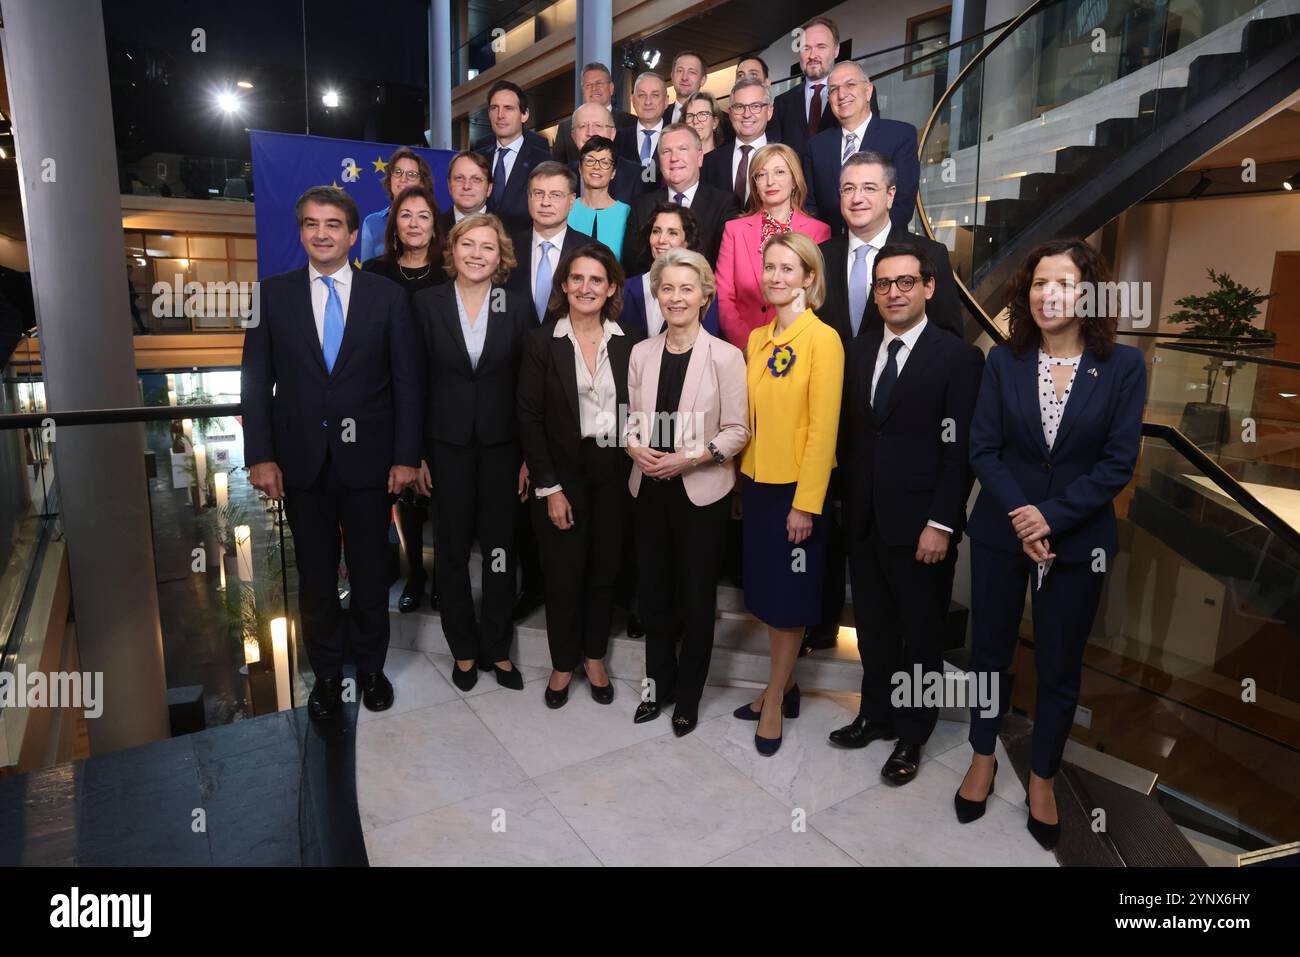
[624,247,750,735]
[716,142,831,348]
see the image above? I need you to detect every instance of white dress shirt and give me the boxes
[666,181,700,207]
[535,317,626,496]
[732,134,767,203]
[840,114,873,161]
[869,315,952,534]
[847,220,892,294]
[530,227,568,297]
[635,120,665,165]
[308,261,352,348]
[494,133,525,186]
[453,204,487,223]
[642,279,665,337]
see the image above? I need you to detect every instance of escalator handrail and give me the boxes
[1156,341,1300,370]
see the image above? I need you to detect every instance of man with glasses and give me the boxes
[703,77,777,205]
[359,147,433,261]
[505,161,585,325]
[439,151,494,235]
[554,63,637,165]
[804,61,919,235]
[564,102,645,204]
[735,55,782,142]
[830,241,982,787]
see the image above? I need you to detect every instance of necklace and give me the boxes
[398,261,431,280]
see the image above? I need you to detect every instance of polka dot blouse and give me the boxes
[1038,350,1081,451]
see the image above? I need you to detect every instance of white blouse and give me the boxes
[1038,350,1080,450]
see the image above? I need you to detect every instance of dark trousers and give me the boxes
[634,477,730,716]
[967,540,1106,778]
[282,451,391,678]
[516,498,543,597]
[433,440,518,663]
[814,472,847,636]
[532,440,626,671]
[849,521,957,745]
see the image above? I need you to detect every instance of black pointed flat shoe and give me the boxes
[451,662,478,692]
[492,662,524,690]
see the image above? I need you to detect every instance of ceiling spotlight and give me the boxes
[322,89,340,108]
[1189,172,1211,199]
[641,48,661,69]
[236,79,254,89]
[0,148,7,160]
[216,91,239,113]
[1284,170,1299,191]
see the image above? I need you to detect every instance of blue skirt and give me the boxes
[741,478,828,628]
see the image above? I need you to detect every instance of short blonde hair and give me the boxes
[442,213,516,285]
[648,247,717,316]
[762,231,826,313]
[747,143,809,215]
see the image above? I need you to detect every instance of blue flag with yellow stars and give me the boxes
[249,129,455,278]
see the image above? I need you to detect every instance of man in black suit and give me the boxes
[665,50,706,126]
[828,241,983,784]
[564,103,643,206]
[771,16,840,162]
[241,186,422,720]
[505,161,586,325]
[735,55,781,142]
[621,124,740,274]
[439,151,494,236]
[554,62,637,166]
[614,72,669,188]
[479,80,553,234]
[702,77,776,207]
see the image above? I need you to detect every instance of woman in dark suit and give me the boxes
[518,243,642,708]
[412,213,532,691]
[955,238,1145,850]
[620,203,720,338]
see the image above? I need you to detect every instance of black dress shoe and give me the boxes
[308,675,343,721]
[492,662,524,690]
[544,681,570,709]
[512,590,545,621]
[954,758,998,824]
[1026,793,1061,851]
[398,577,425,613]
[670,712,697,737]
[881,740,922,785]
[625,612,645,639]
[451,662,479,692]
[633,700,661,723]
[827,715,898,749]
[357,671,394,711]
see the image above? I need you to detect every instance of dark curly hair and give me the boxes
[1006,237,1116,359]
[635,202,702,263]
[547,243,625,322]
[382,184,445,265]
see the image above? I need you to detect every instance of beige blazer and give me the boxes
[624,326,750,506]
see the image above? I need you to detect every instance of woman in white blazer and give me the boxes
[624,247,750,735]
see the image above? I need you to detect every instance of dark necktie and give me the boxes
[734,144,753,205]
[493,146,509,189]
[808,83,825,136]
[872,338,903,414]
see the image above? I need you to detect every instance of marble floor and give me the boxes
[356,649,1058,867]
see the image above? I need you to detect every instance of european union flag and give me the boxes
[250,130,456,278]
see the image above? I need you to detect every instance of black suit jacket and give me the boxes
[240,267,422,489]
[479,138,554,234]
[474,129,550,154]
[567,155,643,206]
[621,183,740,275]
[516,321,642,500]
[818,230,966,348]
[613,123,666,195]
[804,117,919,235]
[505,226,591,324]
[772,81,838,163]
[701,138,777,205]
[845,320,984,547]
[437,207,456,236]
[553,107,637,165]
[413,283,533,463]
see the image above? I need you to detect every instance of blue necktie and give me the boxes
[674,191,686,206]
[873,338,903,414]
[534,240,553,323]
[848,246,870,336]
[640,130,654,164]
[320,274,344,373]
[841,131,858,164]
[493,146,510,189]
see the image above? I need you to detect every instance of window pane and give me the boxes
[188,236,228,259]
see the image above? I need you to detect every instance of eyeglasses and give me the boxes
[581,156,613,169]
[574,122,615,134]
[873,275,925,293]
[839,183,886,196]
[452,174,487,186]
[729,102,768,115]
[393,169,422,181]
[684,110,714,123]
[528,189,572,202]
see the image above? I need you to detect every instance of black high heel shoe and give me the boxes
[544,672,572,709]
[953,758,998,824]
[1025,792,1061,850]
[733,684,800,721]
[755,711,783,756]
[450,661,478,692]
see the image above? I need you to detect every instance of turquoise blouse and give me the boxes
[568,199,631,264]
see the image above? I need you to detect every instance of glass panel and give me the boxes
[187,236,228,259]
[232,238,257,260]
[146,235,187,258]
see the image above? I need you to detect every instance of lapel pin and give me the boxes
[1087,367,1098,377]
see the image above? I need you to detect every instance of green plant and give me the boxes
[1165,269,1275,403]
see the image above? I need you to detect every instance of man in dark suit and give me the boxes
[621,124,740,274]
[478,80,554,234]
[554,62,637,166]
[564,102,644,206]
[804,61,919,235]
[504,161,586,325]
[665,51,711,128]
[439,150,494,236]
[771,17,840,162]
[703,77,776,207]
[829,241,983,785]
[241,186,422,720]
[615,72,669,188]
[735,55,782,143]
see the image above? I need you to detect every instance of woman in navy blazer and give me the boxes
[955,239,1145,851]
[619,202,720,337]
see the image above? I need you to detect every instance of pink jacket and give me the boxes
[624,327,750,506]
[716,211,832,349]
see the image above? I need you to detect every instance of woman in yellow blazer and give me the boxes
[735,230,844,756]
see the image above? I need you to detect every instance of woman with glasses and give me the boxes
[567,136,632,265]
[682,91,723,155]
[715,143,830,349]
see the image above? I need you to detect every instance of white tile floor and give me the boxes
[357,647,1059,867]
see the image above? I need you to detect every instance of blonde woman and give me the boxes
[682,91,723,154]
[734,231,843,755]
[625,248,749,735]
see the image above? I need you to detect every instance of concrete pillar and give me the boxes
[0,0,169,752]
[577,0,614,89]
[429,1,454,149]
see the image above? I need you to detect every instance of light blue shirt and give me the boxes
[494,133,525,188]
[359,207,389,262]
[454,283,491,370]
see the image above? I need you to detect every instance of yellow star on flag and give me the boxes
[353,257,362,269]
[371,156,388,174]
[331,180,341,189]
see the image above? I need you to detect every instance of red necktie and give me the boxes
[807,83,824,137]
[734,144,753,206]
